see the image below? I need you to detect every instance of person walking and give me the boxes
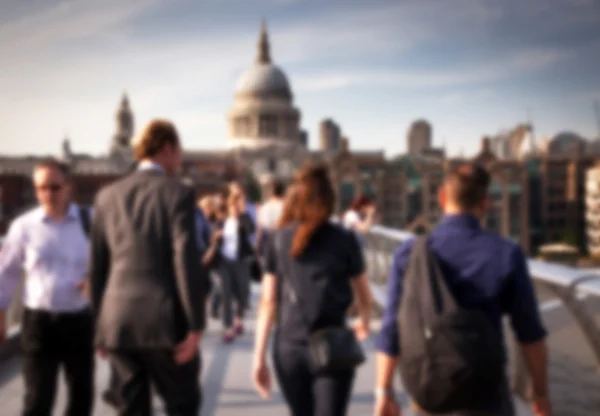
[198,195,224,318]
[256,179,285,260]
[374,163,551,416]
[0,159,94,416]
[89,120,207,416]
[218,191,255,343]
[252,162,373,416]
[342,195,376,245]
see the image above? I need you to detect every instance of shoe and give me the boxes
[102,390,120,408]
[223,332,234,344]
[234,323,244,336]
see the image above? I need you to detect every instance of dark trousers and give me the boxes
[273,341,355,416]
[108,349,201,416]
[218,258,250,328]
[20,308,94,416]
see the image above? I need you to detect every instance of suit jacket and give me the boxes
[89,169,207,349]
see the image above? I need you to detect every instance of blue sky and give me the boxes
[0,0,599,157]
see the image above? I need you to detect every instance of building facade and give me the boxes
[585,163,600,257]
[319,119,342,153]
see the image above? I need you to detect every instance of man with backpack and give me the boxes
[374,163,551,416]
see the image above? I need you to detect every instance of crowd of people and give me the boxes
[0,118,551,416]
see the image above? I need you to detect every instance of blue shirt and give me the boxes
[376,214,547,356]
[0,204,90,312]
[195,209,211,252]
[246,202,257,245]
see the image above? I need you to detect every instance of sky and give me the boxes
[0,0,599,158]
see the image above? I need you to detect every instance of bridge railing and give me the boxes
[363,225,600,400]
[0,237,23,359]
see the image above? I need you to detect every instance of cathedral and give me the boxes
[0,21,391,233]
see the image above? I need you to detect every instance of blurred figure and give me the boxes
[198,195,224,318]
[89,120,207,415]
[342,195,376,240]
[0,159,94,416]
[252,162,372,416]
[218,191,255,343]
[256,179,285,258]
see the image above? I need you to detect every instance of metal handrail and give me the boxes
[364,225,600,400]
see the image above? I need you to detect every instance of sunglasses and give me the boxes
[36,183,64,192]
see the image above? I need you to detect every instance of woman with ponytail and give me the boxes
[252,162,373,416]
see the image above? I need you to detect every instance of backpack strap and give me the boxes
[78,206,91,238]
[409,235,459,319]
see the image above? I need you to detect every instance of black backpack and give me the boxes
[398,236,506,413]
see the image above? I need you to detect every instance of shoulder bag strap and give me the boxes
[79,206,91,238]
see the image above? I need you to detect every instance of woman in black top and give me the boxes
[252,162,373,416]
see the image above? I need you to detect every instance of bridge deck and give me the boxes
[0,287,538,416]
[1,286,599,415]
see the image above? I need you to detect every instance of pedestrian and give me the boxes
[0,159,94,416]
[89,119,207,415]
[252,162,373,416]
[374,162,551,416]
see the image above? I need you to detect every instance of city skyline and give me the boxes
[1,0,600,157]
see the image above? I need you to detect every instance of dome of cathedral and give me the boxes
[233,20,292,100]
[235,63,291,99]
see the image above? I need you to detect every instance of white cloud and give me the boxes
[294,48,568,91]
[0,0,157,58]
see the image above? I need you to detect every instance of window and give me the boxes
[259,115,278,137]
[286,117,296,137]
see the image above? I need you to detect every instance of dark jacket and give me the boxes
[89,170,207,349]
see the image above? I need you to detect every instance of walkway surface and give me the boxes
[0,285,598,415]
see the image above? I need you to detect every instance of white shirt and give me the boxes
[221,217,239,261]
[342,210,361,231]
[0,204,90,312]
[258,199,284,231]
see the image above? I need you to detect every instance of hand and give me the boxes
[211,229,223,243]
[374,395,401,416]
[174,331,201,365]
[353,319,369,341]
[253,361,271,399]
[75,279,89,298]
[532,394,552,416]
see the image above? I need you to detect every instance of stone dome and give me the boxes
[235,63,291,99]
[233,20,292,100]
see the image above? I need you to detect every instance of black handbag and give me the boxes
[275,233,366,374]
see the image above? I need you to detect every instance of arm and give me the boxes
[0,220,25,338]
[253,235,278,366]
[88,202,111,313]
[201,228,222,267]
[253,273,277,366]
[505,246,548,398]
[347,231,372,333]
[350,274,372,333]
[354,210,376,233]
[375,240,413,392]
[172,187,206,332]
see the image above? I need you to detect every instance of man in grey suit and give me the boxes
[89,120,207,415]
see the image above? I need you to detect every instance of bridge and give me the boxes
[1,226,600,415]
